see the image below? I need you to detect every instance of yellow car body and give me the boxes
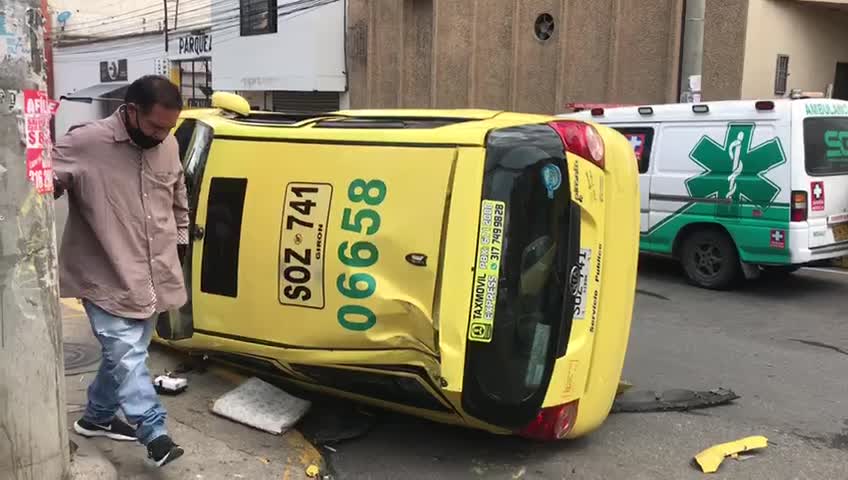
[158,93,639,440]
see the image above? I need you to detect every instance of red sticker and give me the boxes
[626,133,646,162]
[770,229,786,249]
[23,90,60,194]
[811,181,825,212]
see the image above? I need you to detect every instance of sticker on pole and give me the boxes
[468,200,505,343]
[23,90,60,194]
[811,181,825,212]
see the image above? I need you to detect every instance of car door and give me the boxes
[156,119,214,340]
[189,136,457,357]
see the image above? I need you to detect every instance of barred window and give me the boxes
[775,54,790,96]
[240,0,277,36]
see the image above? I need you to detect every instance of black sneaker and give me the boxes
[146,435,184,468]
[73,418,137,442]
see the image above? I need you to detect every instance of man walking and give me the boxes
[54,76,188,468]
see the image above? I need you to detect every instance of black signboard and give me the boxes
[99,59,128,83]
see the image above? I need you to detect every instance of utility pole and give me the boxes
[0,0,69,479]
[175,0,180,30]
[679,0,705,102]
[164,0,169,53]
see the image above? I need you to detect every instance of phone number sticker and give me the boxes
[279,183,333,309]
[468,200,506,343]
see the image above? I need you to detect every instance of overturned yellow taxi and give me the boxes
[157,92,639,440]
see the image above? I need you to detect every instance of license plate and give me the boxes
[279,183,332,308]
[834,222,848,242]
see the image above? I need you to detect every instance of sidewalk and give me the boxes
[61,299,323,480]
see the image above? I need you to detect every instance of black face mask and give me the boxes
[124,108,164,150]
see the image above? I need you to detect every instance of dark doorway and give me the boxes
[833,62,848,100]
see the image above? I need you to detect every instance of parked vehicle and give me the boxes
[563,99,848,289]
[156,92,640,440]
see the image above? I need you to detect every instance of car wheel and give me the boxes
[680,229,741,290]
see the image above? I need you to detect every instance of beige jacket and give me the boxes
[53,108,189,319]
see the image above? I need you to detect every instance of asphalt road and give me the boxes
[323,258,848,480]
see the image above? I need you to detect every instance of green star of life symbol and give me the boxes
[686,123,786,210]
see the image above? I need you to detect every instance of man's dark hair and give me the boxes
[125,75,183,112]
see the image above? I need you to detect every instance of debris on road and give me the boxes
[153,374,188,395]
[612,388,739,413]
[306,464,321,478]
[694,435,768,473]
[299,400,376,446]
[211,377,311,435]
[616,380,634,396]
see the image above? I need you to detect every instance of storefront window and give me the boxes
[177,59,213,108]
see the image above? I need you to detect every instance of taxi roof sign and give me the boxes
[211,91,251,117]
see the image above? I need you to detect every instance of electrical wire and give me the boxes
[52,0,339,46]
[54,0,225,38]
[53,0,208,33]
[52,0,341,60]
[55,0,311,37]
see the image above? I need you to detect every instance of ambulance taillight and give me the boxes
[791,191,808,222]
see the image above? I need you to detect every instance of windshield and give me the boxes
[462,124,576,428]
[804,117,848,176]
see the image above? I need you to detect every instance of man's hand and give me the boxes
[53,173,66,200]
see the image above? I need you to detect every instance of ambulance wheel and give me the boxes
[680,229,741,290]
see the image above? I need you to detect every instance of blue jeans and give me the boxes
[82,300,167,445]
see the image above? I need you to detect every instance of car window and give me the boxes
[614,127,655,174]
[201,177,247,298]
[174,119,197,165]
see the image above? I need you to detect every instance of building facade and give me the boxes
[210,0,346,112]
[48,0,848,126]
[739,0,848,100]
[346,0,848,113]
[50,0,346,136]
[346,0,687,112]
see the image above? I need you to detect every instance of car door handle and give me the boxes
[191,225,205,241]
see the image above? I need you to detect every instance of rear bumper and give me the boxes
[788,227,848,264]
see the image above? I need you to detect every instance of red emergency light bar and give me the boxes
[565,103,636,112]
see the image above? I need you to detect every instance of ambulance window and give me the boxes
[614,127,654,174]
[201,177,247,298]
[804,117,848,176]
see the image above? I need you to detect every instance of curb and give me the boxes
[832,256,848,269]
[67,438,118,480]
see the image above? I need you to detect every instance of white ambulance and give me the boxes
[562,99,848,289]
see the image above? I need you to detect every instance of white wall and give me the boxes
[742,0,848,98]
[211,0,346,92]
[53,34,165,135]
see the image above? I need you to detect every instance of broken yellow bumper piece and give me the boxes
[694,436,768,473]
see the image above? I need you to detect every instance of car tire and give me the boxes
[680,229,741,290]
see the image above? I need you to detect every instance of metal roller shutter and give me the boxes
[271,91,340,113]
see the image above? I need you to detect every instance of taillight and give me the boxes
[549,121,606,169]
[791,190,808,222]
[518,401,579,441]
